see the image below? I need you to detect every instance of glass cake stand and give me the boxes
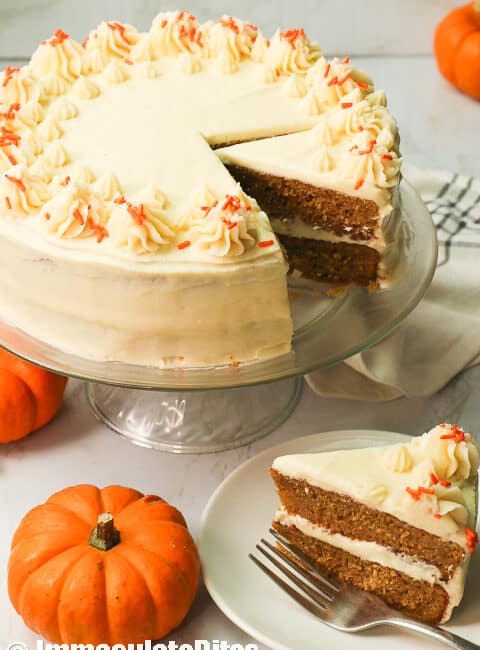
[0,180,437,453]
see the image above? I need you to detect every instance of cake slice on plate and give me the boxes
[270,424,479,623]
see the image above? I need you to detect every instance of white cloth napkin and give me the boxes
[306,163,480,401]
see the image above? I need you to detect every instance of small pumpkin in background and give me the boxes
[8,484,200,645]
[0,349,67,443]
[434,1,480,100]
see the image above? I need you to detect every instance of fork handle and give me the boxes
[386,618,480,649]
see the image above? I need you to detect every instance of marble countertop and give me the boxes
[1,54,479,650]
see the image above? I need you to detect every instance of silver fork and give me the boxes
[248,528,480,650]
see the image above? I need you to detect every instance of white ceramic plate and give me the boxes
[199,430,480,650]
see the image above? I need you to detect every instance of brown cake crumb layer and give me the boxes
[225,164,380,240]
[271,469,465,579]
[278,235,379,286]
[273,521,449,624]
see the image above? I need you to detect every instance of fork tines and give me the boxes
[248,529,340,617]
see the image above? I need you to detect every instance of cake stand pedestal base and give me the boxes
[85,377,303,453]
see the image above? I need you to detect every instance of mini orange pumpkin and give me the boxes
[434,1,480,100]
[8,484,200,645]
[0,349,67,443]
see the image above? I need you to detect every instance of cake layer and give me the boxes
[225,163,380,239]
[273,521,451,624]
[278,235,379,285]
[270,468,465,578]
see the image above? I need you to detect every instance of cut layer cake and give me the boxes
[0,13,402,367]
[270,424,479,623]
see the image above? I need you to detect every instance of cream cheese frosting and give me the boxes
[0,12,402,367]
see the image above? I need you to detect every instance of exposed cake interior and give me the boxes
[270,424,479,623]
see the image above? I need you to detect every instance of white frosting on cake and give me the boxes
[0,14,401,366]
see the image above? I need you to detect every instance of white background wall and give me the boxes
[0,0,460,59]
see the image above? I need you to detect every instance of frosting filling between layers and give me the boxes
[274,507,468,623]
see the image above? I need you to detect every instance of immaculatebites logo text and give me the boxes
[11,640,259,650]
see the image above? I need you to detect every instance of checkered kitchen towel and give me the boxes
[306,163,480,401]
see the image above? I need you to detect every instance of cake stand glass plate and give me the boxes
[199,430,480,650]
[0,180,437,452]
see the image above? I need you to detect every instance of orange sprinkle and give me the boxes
[178,10,196,22]
[108,22,136,46]
[220,16,240,34]
[358,125,364,131]
[440,425,466,443]
[81,36,89,48]
[3,66,20,87]
[246,22,259,32]
[440,478,451,487]
[5,151,17,165]
[201,200,218,217]
[382,153,393,160]
[44,211,51,220]
[5,174,25,192]
[95,225,108,243]
[114,195,126,204]
[222,195,241,212]
[0,127,21,147]
[229,355,240,368]
[60,176,71,186]
[0,102,20,121]
[338,72,351,85]
[161,19,168,28]
[434,513,443,519]
[258,239,274,248]
[5,197,11,210]
[124,58,133,65]
[357,81,369,89]
[49,28,69,46]
[279,28,305,48]
[354,178,364,190]
[324,63,331,78]
[342,55,351,64]
[430,472,439,485]
[73,207,84,225]
[177,240,191,250]
[327,76,338,86]
[349,144,359,152]
[341,102,353,109]
[127,202,146,225]
[418,487,435,496]
[466,528,478,553]
[177,355,185,362]
[359,139,377,155]
[406,487,420,501]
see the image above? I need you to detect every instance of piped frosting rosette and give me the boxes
[39,180,108,241]
[189,192,258,257]
[0,164,49,215]
[108,185,175,254]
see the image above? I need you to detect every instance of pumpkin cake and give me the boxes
[270,424,479,623]
[0,12,402,367]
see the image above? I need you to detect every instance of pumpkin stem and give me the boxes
[89,513,120,551]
